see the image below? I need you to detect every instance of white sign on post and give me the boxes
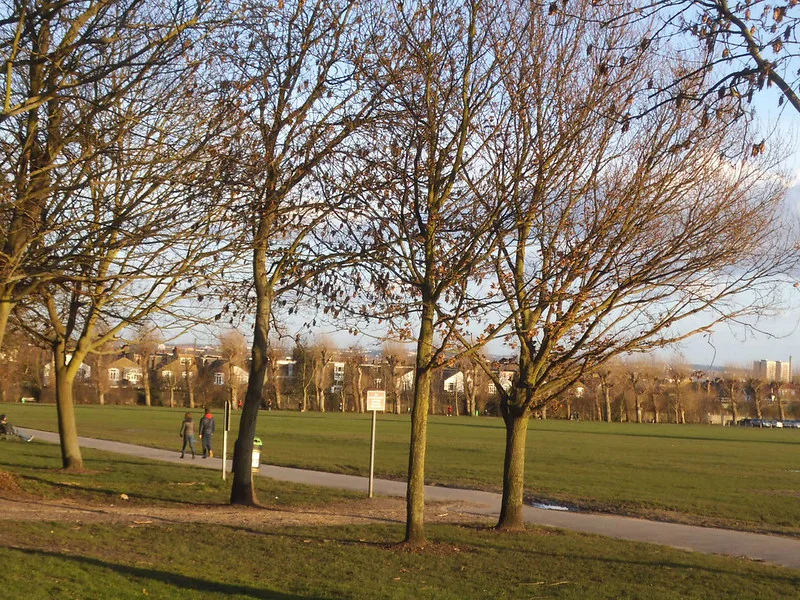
[366,390,386,498]
[366,390,386,412]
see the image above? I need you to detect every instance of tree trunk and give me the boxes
[497,402,529,530]
[230,239,273,506]
[355,366,364,413]
[143,359,152,407]
[603,386,612,422]
[274,376,283,410]
[186,366,195,409]
[392,365,400,414]
[635,394,642,423]
[754,394,763,419]
[405,303,434,545]
[0,300,12,352]
[98,389,105,405]
[465,375,476,416]
[53,344,84,470]
[778,396,786,421]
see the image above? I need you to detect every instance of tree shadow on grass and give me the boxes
[7,546,326,600]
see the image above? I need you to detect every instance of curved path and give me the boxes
[27,429,800,570]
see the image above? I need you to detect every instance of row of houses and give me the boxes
[42,349,249,390]
[39,346,524,400]
[38,345,800,413]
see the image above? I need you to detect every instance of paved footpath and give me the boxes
[27,429,800,570]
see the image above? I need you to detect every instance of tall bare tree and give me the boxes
[351,0,503,544]
[12,24,227,469]
[477,2,798,530]
[218,0,382,505]
[0,0,212,351]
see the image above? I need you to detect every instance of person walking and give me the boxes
[199,408,216,458]
[179,412,196,459]
[0,414,34,442]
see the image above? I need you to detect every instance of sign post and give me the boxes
[222,399,231,481]
[366,390,386,498]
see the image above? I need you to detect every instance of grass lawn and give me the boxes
[0,422,798,598]
[2,521,798,599]
[0,437,360,508]
[4,402,800,534]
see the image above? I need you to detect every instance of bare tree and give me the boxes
[612,0,800,115]
[133,324,162,407]
[382,343,406,414]
[266,342,289,410]
[0,0,213,352]
[216,0,382,507]
[668,364,691,424]
[746,376,766,419]
[477,3,798,531]
[219,329,248,410]
[626,367,645,424]
[348,0,503,546]
[773,381,787,421]
[11,29,227,469]
[312,345,332,413]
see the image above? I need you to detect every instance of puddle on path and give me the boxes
[530,502,571,512]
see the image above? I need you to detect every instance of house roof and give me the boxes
[109,357,140,370]
[160,359,198,373]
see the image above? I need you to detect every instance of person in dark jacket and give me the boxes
[179,412,196,459]
[0,413,33,442]
[199,408,216,458]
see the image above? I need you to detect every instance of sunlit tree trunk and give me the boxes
[497,400,529,530]
[142,359,152,407]
[230,239,272,506]
[52,340,84,470]
[405,300,435,545]
[0,302,11,352]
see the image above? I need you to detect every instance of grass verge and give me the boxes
[0,439,359,508]
[2,520,798,599]
[4,403,800,535]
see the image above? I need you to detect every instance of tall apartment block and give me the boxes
[753,358,793,383]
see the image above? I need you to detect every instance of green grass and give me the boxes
[0,438,359,508]
[1,407,798,598]
[5,402,800,534]
[1,520,798,599]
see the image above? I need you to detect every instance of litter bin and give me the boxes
[251,437,263,473]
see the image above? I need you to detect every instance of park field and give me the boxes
[0,441,798,599]
[4,402,800,535]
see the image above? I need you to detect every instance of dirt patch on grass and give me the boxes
[0,470,24,496]
[0,491,490,530]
